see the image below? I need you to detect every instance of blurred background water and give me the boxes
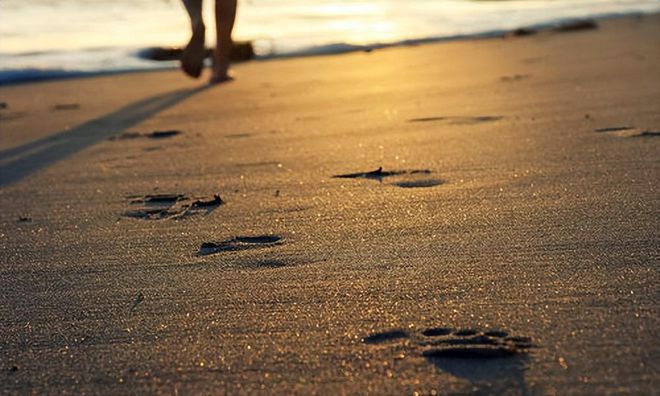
[1,0,659,83]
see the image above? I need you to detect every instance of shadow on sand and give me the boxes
[426,354,531,395]
[0,85,209,187]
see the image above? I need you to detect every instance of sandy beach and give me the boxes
[1,14,659,395]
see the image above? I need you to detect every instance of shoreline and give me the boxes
[1,10,658,86]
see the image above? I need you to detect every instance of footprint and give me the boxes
[198,235,283,256]
[129,194,186,205]
[333,167,406,180]
[333,167,443,189]
[422,327,533,359]
[148,130,182,139]
[362,326,535,388]
[333,167,431,181]
[407,116,502,125]
[123,193,222,220]
[109,130,182,141]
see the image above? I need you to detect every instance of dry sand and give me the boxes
[1,14,659,395]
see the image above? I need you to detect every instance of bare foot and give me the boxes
[209,50,233,84]
[181,23,206,78]
[209,70,234,85]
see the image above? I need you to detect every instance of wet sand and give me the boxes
[1,14,659,395]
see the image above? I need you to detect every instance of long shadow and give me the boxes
[0,85,209,188]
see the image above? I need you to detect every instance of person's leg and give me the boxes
[210,0,237,83]
[181,0,206,78]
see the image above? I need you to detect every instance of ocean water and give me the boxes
[1,0,659,83]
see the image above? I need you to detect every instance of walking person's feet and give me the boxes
[209,51,233,84]
[181,23,206,78]
[181,0,237,83]
[209,70,234,84]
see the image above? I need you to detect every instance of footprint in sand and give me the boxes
[419,328,534,358]
[363,326,535,391]
[406,116,502,125]
[594,126,660,138]
[109,130,183,141]
[198,235,282,256]
[333,167,443,189]
[333,167,426,181]
[123,193,222,220]
[362,326,534,357]
[129,194,187,204]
